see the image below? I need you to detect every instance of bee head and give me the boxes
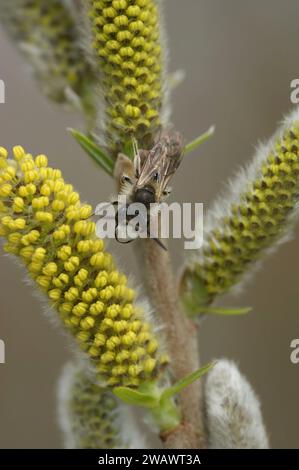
[134,186,156,206]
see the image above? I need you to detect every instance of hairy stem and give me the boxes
[140,239,205,449]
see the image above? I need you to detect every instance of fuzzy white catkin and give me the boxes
[205,360,269,449]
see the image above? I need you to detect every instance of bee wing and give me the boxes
[136,142,166,188]
[156,157,183,200]
[136,130,184,198]
[156,131,184,199]
[138,149,150,173]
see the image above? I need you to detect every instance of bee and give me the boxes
[112,129,184,249]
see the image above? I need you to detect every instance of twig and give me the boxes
[140,239,206,449]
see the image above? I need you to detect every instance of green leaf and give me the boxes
[161,362,215,401]
[180,271,210,316]
[114,384,181,431]
[184,125,215,155]
[113,386,159,408]
[69,128,114,176]
[123,138,135,160]
[202,306,252,315]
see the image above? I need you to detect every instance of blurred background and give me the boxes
[0,0,298,448]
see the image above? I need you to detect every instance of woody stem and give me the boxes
[139,239,206,449]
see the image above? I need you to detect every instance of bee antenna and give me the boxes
[153,237,168,251]
[115,222,134,245]
[132,135,141,177]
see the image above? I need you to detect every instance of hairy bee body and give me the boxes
[112,129,184,247]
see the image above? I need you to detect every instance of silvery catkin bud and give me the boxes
[205,360,269,449]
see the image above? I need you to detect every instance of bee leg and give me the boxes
[153,237,168,251]
[115,221,134,245]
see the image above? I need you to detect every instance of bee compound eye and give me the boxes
[121,175,132,184]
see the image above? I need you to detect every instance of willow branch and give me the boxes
[139,239,206,449]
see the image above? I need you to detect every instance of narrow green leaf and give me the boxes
[113,386,159,408]
[123,138,135,160]
[69,128,114,176]
[161,362,215,401]
[184,125,215,155]
[202,306,252,315]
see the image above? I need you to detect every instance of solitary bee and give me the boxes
[112,129,184,248]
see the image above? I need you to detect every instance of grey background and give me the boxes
[0,0,299,448]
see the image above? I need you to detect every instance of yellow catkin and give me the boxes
[0,146,168,387]
[181,119,299,307]
[87,0,165,154]
[59,363,120,449]
[1,0,95,110]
